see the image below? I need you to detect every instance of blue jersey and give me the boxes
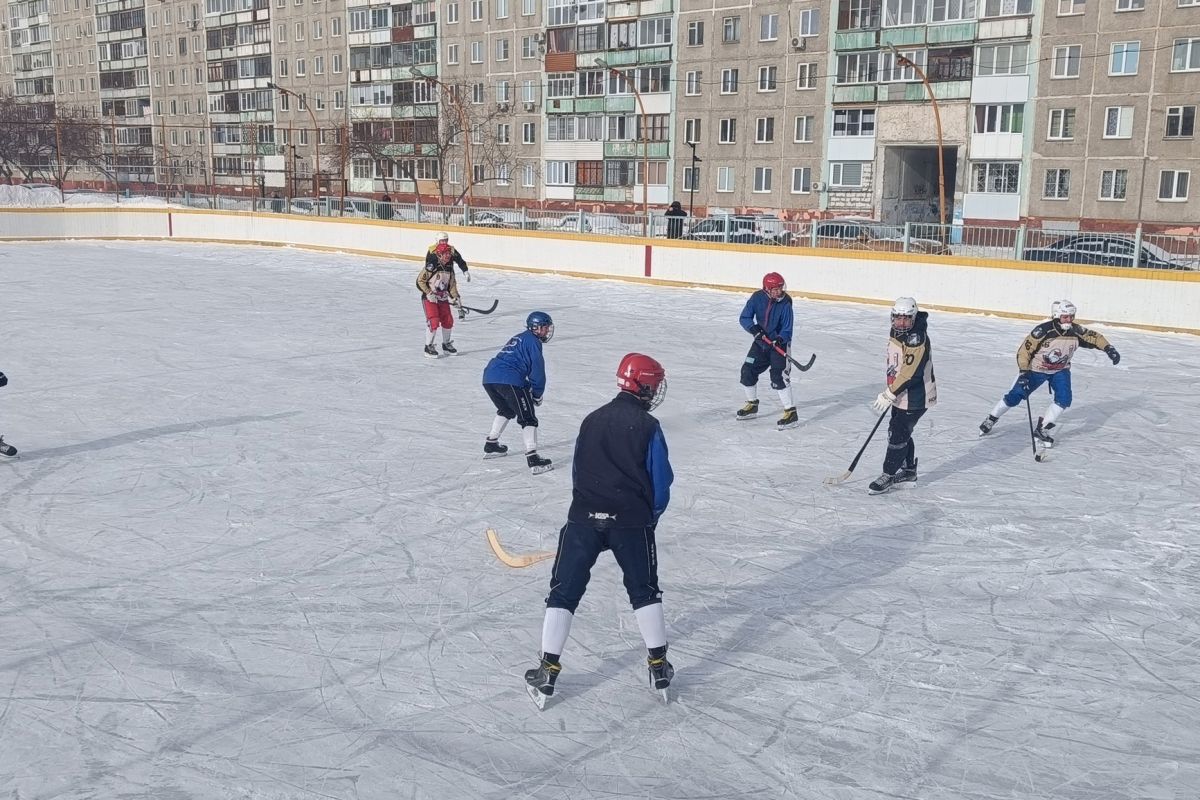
[739,290,793,346]
[482,330,547,396]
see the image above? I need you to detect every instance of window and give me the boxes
[758,66,777,91]
[830,162,864,188]
[497,0,508,18]
[447,44,459,64]
[837,52,879,84]
[1057,0,1084,14]
[885,0,928,25]
[833,108,876,136]
[977,43,1029,75]
[799,8,820,35]
[1171,38,1200,72]
[755,117,775,143]
[296,57,305,75]
[973,104,1024,133]
[470,0,482,20]
[545,160,575,186]
[719,118,737,143]
[333,54,342,73]
[446,1,458,22]
[971,161,1020,193]
[522,122,536,144]
[1158,170,1190,200]
[638,16,672,46]
[1043,169,1070,199]
[881,49,924,81]
[933,0,976,21]
[797,63,818,89]
[791,167,812,194]
[522,163,535,187]
[685,71,702,95]
[721,68,739,93]
[523,0,535,13]
[722,15,741,43]
[315,56,324,74]
[496,123,510,144]
[1052,45,1081,78]
[753,167,773,193]
[332,16,341,35]
[1115,0,1144,9]
[1104,106,1134,139]
[794,115,814,142]
[1048,108,1076,140]
[716,166,735,192]
[470,41,482,63]
[683,167,699,192]
[1166,106,1196,138]
[1099,169,1128,200]
[687,20,704,46]
[1110,42,1140,76]
[684,118,701,144]
[759,13,778,41]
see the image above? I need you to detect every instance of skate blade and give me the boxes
[482,451,508,459]
[1035,451,1050,463]
[526,683,549,710]
[659,687,670,704]
[776,421,799,430]
[529,465,554,475]
[423,353,439,360]
[735,414,758,421]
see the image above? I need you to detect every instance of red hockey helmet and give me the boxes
[616,353,668,410]
[762,272,786,296]
[434,242,452,263]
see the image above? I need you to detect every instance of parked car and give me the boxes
[469,210,540,230]
[289,198,318,215]
[1022,234,1195,270]
[544,212,638,236]
[682,217,764,244]
[813,218,951,255]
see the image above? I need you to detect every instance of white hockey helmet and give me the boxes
[436,231,450,243]
[891,296,918,332]
[1054,299,1077,327]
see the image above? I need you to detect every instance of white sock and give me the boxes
[634,604,668,650]
[776,386,794,410]
[990,400,1010,418]
[522,425,538,454]
[1042,403,1066,427]
[441,328,452,344]
[488,415,509,440]
[541,607,573,656]
[743,385,758,402]
[425,329,436,346]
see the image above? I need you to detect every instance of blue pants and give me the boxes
[1003,370,1073,408]
[740,342,788,390]
[546,521,662,613]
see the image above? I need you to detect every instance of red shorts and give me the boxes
[423,298,454,331]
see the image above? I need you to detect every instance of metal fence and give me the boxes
[5,186,1198,272]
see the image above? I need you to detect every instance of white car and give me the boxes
[546,212,638,236]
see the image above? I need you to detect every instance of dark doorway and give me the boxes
[881,146,958,227]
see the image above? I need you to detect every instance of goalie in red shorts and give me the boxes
[416,243,461,358]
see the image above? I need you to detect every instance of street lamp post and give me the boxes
[889,45,946,228]
[409,67,473,205]
[267,81,321,197]
[595,57,649,233]
[686,140,701,220]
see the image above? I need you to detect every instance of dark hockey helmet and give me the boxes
[762,272,786,298]
[616,353,667,410]
[526,311,555,342]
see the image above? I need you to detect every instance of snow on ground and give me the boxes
[1,240,1198,800]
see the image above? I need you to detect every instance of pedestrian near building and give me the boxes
[664,201,687,239]
[378,193,394,220]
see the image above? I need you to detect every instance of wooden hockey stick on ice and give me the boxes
[823,407,889,485]
[486,528,554,568]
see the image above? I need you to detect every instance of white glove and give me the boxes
[425,293,439,303]
[871,390,896,413]
[464,270,472,282]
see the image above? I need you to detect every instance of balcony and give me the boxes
[878,80,971,101]
[604,141,670,159]
[835,30,878,50]
[574,97,605,113]
[833,84,878,103]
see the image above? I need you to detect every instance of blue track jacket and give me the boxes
[739,290,794,347]
[482,330,547,396]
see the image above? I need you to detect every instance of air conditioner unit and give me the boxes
[522,101,536,112]
[812,181,827,191]
[790,36,806,50]
[497,102,509,113]
[532,32,545,44]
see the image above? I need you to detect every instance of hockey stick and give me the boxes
[486,528,554,568]
[823,407,889,485]
[763,339,817,372]
[1025,393,1049,463]
[460,299,499,315]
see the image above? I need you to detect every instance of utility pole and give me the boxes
[686,140,702,220]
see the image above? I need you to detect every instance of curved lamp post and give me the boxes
[888,45,946,228]
[595,57,649,232]
[267,81,320,196]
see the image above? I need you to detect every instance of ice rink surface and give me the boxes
[1,241,1198,800]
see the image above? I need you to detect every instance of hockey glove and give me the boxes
[533,395,543,406]
[871,390,896,413]
[772,337,788,352]
[1017,371,1033,390]
[463,269,471,282]
[748,324,765,339]
[425,293,440,303]
[1105,345,1120,365]
[0,371,6,388]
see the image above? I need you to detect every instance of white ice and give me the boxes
[1,241,1198,800]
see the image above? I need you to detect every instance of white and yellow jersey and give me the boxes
[1017,321,1110,374]
[886,311,937,411]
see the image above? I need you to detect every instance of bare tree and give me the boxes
[0,95,55,184]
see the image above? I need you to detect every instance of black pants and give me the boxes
[546,521,662,613]
[884,407,926,475]
[739,342,788,391]
[484,383,538,428]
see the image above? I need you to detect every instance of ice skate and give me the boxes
[423,344,439,359]
[526,451,553,475]
[1033,418,1055,448]
[736,400,759,420]
[441,341,458,355]
[868,472,895,495]
[524,658,561,710]
[0,436,16,458]
[894,458,918,485]
[776,407,798,430]
[648,653,674,703]
[978,414,998,436]
[483,438,508,458]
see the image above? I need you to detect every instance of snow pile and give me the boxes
[0,183,62,207]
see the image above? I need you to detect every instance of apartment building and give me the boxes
[2,0,1197,228]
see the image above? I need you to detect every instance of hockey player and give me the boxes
[482,312,554,473]
[0,369,15,458]
[416,243,461,358]
[868,297,937,495]
[737,272,798,429]
[978,300,1120,447]
[426,232,471,319]
[525,353,675,707]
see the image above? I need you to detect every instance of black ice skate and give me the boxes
[894,458,918,485]
[524,657,561,710]
[526,451,553,475]
[868,472,896,495]
[1033,418,1056,448]
[979,414,999,436]
[648,647,674,703]
[423,344,439,359]
[736,400,759,420]
[0,436,16,458]
[441,341,458,355]
[483,438,508,457]
[777,407,799,430]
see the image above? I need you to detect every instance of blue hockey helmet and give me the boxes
[527,311,554,342]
